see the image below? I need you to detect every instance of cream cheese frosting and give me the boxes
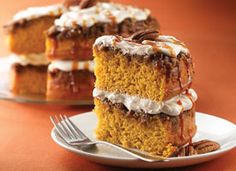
[55,2,150,29]
[9,54,49,66]
[94,35,189,58]
[13,4,66,22]
[93,88,197,116]
[48,60,94,72]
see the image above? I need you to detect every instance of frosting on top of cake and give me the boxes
[48,60,94,72]
[55,2,150,29]
[93,88,197,116]
[94,35,189,58]
[13,4,66,22]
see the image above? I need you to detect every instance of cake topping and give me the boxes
[94,34,189,58]
[93,88,197,116]
[12,4,66,22]
[9,54,49,66]
[48,60,94,72]
[54,2,150,29]
[4,4,66,31]
[131,29,159,43]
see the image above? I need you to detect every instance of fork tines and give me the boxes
[50,115,89,144]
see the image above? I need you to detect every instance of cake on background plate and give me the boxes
[46,0,159,101]
[93,30,197,157]
[4,3,66,96]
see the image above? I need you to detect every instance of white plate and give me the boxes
[0,57,93,105]
[51,112,236,168]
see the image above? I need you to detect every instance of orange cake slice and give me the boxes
[93,30,197,157]
[47,60,94,100]
[3,4,66,96]
[4,4,65,55]
[45,1,159,101]
[9,54,49,95]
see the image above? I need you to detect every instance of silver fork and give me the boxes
[50,114,168,162]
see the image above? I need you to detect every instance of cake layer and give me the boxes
[46,2,159,60]
[47,69,94,100]
[93,88,197,116]
[5,16,58,54]
[46,38,95,60]
[94,98,196,156]
[93,42,193,101]
[10,64,47,95]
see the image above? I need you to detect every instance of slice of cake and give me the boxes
[93,30,197,157]
[46,1,159,100]
[9,54,49,95]
[47,60,94,100]
[4,4,66,96]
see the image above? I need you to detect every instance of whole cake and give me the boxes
[46,0,159,100]
[93,30,197,157]
[4,4,66,95]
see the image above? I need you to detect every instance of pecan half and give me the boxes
[175,139,220,157]
[64,0,109,8]
[177,145,198,157]
[79,0,96,9]
[64,0,82,7]
[192,140,220,154]
[130,29,159,43]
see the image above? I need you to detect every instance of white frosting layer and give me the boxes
[55,2,150,29]
[94,35,189,58]
[9,54,49,66]
[13,4,66,22]
[93,88,197,116]
[48,60,94,72]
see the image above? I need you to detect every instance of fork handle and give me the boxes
[80,141,168,162]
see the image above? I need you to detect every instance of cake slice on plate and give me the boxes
[93,30,197,157]
[4,4,66,95]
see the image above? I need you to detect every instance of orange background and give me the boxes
[0,0,236,170]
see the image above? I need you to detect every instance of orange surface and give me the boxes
[0,0,236,170]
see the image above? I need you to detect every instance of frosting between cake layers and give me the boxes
[94,35,189,58]
[48,60,94,72]
[93,88,197,116]
[13,4,66,22]
[9,54,49,66]
[55,2,150,29]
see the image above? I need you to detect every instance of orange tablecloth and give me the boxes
[0,0,235,170]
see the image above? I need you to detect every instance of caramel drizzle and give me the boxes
[69,72,78,93]
[71,61,91,71]
[72,60,78,71]
[50,39,58,58]
[179,113,185,140]
[83,61,89,70]
[71,42,78,59]
[105,10,117,25]
[177,62,183,91]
